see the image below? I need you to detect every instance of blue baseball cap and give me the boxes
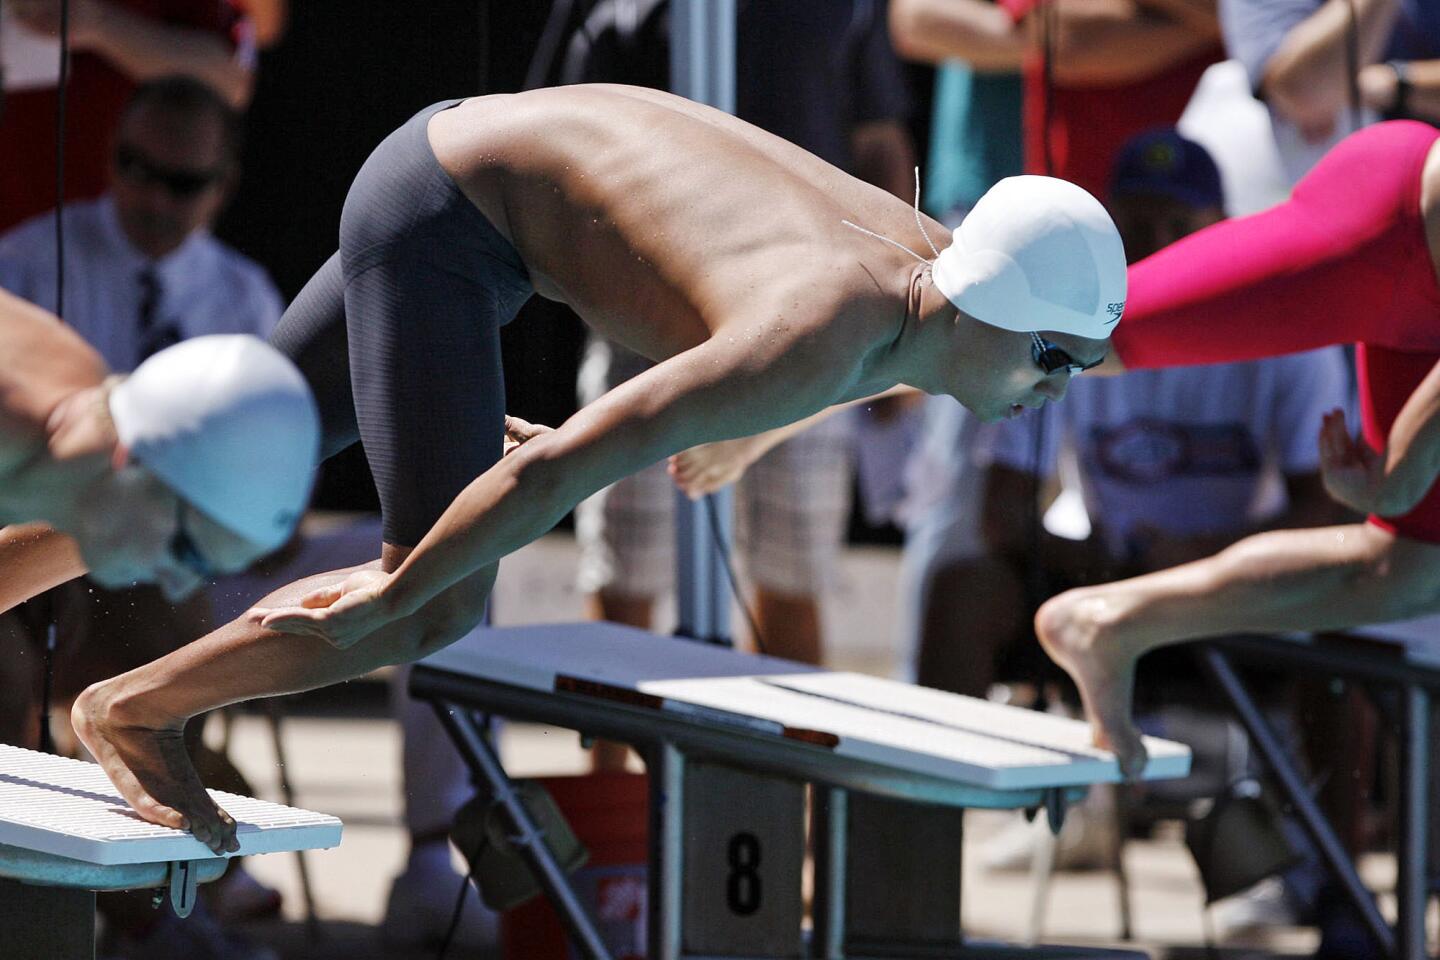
[1110,128,1223,211]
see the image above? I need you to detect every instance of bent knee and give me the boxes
[1365,526,1440,619]
[409,571,495,659]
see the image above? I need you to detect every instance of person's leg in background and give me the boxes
[381,663,499,952]
[576,464,672,772]
[575,453,672,637]
[899,396,1015,697]
[733,412,855,666]
[915,554,1027,699]
[575,335,675,770]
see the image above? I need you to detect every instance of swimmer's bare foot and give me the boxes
[1035,588,1148,782]
[668,434,772,499]
[72,680,238,855]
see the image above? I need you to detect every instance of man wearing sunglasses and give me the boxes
[0,74,277,384]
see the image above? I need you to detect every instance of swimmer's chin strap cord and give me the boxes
[840,167,943,266]
[38,0,72,757]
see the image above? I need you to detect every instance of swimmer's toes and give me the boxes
[1093,717,1147,783]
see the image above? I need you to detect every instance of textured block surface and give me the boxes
[642,675,1187,790]
[421,623,1191,791]
[0,744,341,865]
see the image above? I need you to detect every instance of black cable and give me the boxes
[55,0,69,319]
[39,0,71,756]
[435,851,481,960]
[1026,0,1056,705]
[38,623,57,755]
[704,494,766,655]
[436,713,494,960]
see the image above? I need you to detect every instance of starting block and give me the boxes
[412,621,1190,960]
[0,743,341,959]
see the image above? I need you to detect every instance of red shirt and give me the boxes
[996,0,1221,197]
[0,0,249,231]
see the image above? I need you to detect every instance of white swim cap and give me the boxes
[109,335,320,552]
[931,175,1127,340]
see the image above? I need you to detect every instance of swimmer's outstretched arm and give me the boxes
[72,554,503,854]
[260,316,870,648]
[667,344,1126,498]
[1320,358,1440,517]
[0,524,86,614]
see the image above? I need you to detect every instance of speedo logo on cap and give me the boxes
[1106,302,1125,324]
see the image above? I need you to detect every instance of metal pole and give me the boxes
[1397,686,1429,960]
[647,741,686,960]
[669,0,736,112]
[1199,647,1396,957]
[431,702,615,960]
[811,787,848,959]
[670,0,736,645]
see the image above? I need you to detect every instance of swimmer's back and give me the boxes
[428,85,926,358]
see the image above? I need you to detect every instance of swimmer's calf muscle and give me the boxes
[0,524,86,614]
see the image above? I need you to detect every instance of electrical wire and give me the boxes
[435,832,486,960]
[704,494,767,655]
[1026,0,1055,698]
[39,0,72,756]
[55,0,69,319]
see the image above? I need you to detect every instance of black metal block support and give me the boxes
[430,701,614,960]
[1199,646,1395,957]
[1,877,95,960]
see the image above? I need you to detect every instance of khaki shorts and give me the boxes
[574,337,854,598]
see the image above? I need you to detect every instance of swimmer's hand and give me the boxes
[1320,408,1400,516]
[252,568,395,649]
[504,415,553,458]
[668,435,774,499]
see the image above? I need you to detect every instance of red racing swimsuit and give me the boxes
[1113,120,1440,542]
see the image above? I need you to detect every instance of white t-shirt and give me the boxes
[984,349,1351,558]
[1177,60,1291,217]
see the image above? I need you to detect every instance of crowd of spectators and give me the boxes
[4,1,1440,957]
